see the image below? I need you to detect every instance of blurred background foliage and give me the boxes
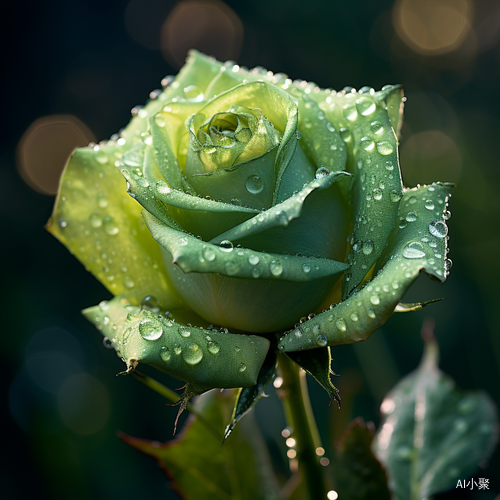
[2,0,500,498]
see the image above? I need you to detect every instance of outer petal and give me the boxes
[314,87,404,297]
[143,206,349,332]
[144,211,349,282]
[121,50,223,143]
[47,141,184,309]
[278,183,452,352]
[284,87,348,200]
[83,296,270,390]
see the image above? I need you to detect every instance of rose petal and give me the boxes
[83,296,270,390]
[47,141,184,310]
[278,182,452,351]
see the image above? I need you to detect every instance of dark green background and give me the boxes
[2,0,499,498]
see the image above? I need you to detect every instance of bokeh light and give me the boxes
[393,0,473,55]
[17,115,94,195]
[161,0,243,68]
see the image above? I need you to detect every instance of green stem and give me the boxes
[277,353,327,500]
[131,370,221,439]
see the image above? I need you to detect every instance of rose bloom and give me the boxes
[48,51,452,410]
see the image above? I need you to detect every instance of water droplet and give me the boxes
[315,166,330,179]
[406,212,417,222]
[343,103,358,121]
[296,130,302,139]
[443,210,452,220]
[370,294,380,305]
[219,240,234,252]
[367,308,376,319]
[124,276,135,288]
[359,86,375,95]
[336,318,346,331]
[424,200,435,210]
[340,128,352,142]
[316,334,328,347]
[89,214,103,228]
[225,261,238,275]
[155,345,170,365]
[174,344,182,355]
[154,114,166,127]
[243,255,259,268]
[361,137,375,151]
[141,296,159,311]
[351,313,359,322]
[238,363,247,372]
[122,151,143,169]
[376,141,393,155]
[270,260,283,276]
[353,240,363,252]
[230,197,242,206]
[179,327,191,338]
[103,337,113,349]
[97,193,108,208]
[183,85,204,102]
[362,240,374,255]
[103,218,119,235]
[203,247,216,261]
[356,96,376,116]
[97,152,109,165]
[245,175,264,194]
[429,220,447,238]
[207,340,220,354]
[390,190,402,202]
[403,241,426,259]
[302,263,311,273]
[139,318,163,340]
[370,120,383,134]
[326,122,335,133]
[373,188,383,201]
[275,209,288,226]
[182,343,203,365]
[444,258,453,271]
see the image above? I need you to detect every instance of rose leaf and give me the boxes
[373,336,498,500]
[332,418,391,500]
[120,390,283,500]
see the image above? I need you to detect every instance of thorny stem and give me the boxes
[131,370,221,439]
[277,353,327,500]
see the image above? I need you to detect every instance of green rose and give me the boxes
[48,51,452,418]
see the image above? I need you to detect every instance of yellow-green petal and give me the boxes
[47,142,184,309]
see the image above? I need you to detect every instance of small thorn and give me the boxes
[117,359,138,376]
